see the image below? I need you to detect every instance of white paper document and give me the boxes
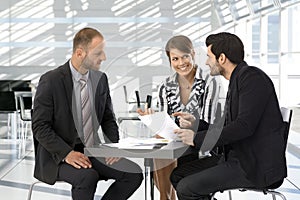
[103,137,170,149]
[138,111,179,140]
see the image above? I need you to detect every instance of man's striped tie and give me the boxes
[80,77,94,147]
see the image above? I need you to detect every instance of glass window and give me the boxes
[252,20,260,63]
[267,13,279,63]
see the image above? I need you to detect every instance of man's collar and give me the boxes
[69,60,89,82]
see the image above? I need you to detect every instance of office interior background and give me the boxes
[1,0,300,199]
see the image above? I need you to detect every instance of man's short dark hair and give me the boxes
[205,32,244,64]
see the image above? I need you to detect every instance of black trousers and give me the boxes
[170,155,255,200]
[57,144,143,200]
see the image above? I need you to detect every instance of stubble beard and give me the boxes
[81,57,100,71]
[210,64,221,76]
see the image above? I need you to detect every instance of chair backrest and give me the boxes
[16,92,32,121]
[123,85,145,105]
[280,107,293,148]
[0,91,17,112]
[123,85,130,104]
[259,107,293,191]
[0,80,31,91]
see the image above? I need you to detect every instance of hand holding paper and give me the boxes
[138,111,179,140]
[173,112,196,128]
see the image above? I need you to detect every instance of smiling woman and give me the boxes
[136,35,221,200]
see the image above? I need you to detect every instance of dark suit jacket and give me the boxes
[31,61,119,184]
[194,61,287,188]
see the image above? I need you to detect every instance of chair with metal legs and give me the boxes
[211,107,292,200]
[15,92,32,158]
[27,180,43,200]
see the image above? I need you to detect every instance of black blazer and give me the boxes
[32,61,119,184]
[194,61,287,187]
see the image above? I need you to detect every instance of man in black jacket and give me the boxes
[32,27,143,200]
[170,32,287,200]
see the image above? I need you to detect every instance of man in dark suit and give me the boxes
[32,27,143,200]
[170,32,287,200]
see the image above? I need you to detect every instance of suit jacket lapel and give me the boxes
[60,61,86,141]
[61,62,74,116]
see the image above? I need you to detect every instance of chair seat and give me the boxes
[240,179,284,192]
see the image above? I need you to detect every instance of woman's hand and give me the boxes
[154,134,164,139]
[173,112,196,128]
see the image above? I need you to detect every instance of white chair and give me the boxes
[15,92,32,158]
[211,107,293,200]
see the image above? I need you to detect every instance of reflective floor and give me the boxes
[1,109,300,200]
